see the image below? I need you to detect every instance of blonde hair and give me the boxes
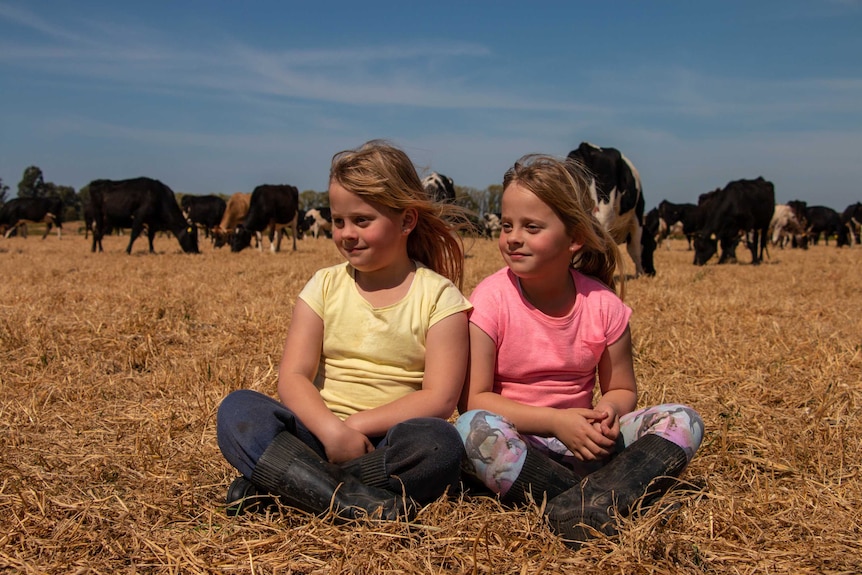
[330,140,470,288]
[502,154,625,297]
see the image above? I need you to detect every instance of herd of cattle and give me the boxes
[2,144,861,276]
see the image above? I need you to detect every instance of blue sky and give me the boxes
[1,1,861,211]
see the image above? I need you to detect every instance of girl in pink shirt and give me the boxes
[455,154,703,548]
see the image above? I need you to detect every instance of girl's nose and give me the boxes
[340,221,357,239]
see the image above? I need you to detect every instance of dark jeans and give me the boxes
[216,389,463,503]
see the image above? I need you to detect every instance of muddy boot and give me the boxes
[501,446,581,507]
[225,476,278,516]
[545,434,688,548]
[250,432,415,521]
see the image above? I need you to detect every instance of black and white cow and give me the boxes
[482,212,501,239]
[421,172,457,203]
[786,200,810,249]
[231,184,299,253]
[0,197,64,239]
[304,207,332,239]
[88,177,199,254]
[645,206,663,246]
[769,204,806,249]
[181,194,226,241]
[567,142,654,276]
[841,202,862,245]
[692,177,775,266]
[657,200,699,250]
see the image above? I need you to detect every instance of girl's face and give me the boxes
[329,180,414,273]
[498,182,581,280]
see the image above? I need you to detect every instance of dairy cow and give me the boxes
[421,173,456,203]
[181,195,226,241]
[769,204,805,249]
[841,202,862,245]
[0,197,64,239]
[658,200,699,250]
[692,177,774,266]
[231,184,299,253]
[567,142,654,276]
[304,207,332,239]
[88,177,199,254]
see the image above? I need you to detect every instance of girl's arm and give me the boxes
[278,299,373,463]
[460,323,613,459]
[343,311,469,438]
[594,326,638,439]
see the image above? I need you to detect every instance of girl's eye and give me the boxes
[526,224,541,232]
[501,223,512,232]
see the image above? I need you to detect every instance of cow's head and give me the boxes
[692,234,717,266]
[230,225,253,252]
[178,224,199,254]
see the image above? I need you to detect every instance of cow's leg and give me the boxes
[272,229,282,253]
[747,230,761,264]
[126,222,146,254]
[291,213,298,251]
[148,228,158,253]
[626,224,645,277]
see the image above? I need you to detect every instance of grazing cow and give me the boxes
[231,184,299,253]
[841,202,862,245]
[421,172,457,203]
[0,197,64,239]
[89,177,199,254]
[304,207,332,239]
[482,212,501,239]
[769,204,805,249]
[213,192,251,248]
[567,142,654,276]
[786,200,810,249]
[645,206,668,250]
[657,200,699,250]
[802,205,847,246]
[692,177,775,266]
[181,195,226,241]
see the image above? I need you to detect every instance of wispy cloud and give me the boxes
[0,4,601,114]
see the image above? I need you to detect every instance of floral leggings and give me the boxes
[455,404,704,499]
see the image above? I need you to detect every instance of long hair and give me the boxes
[329,140,469,288]
[502,154,625,297]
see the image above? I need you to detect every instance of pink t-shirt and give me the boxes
[469,267,632,410]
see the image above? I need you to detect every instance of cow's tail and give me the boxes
[291,209,298,251]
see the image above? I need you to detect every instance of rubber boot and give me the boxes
[501,446,582,507]
[225,476,277,516]
[545,434,688,548]
[250,432,415,521]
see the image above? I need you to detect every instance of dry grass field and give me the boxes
[1,228,860,574]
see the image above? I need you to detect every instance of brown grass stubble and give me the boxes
[1,230,860,574]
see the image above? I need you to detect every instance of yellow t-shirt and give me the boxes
[298,261,472,420]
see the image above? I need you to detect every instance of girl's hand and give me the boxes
[594,403,621,441]
[321,421,374,464]
[552,408,616,461]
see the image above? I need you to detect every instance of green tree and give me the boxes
[486,184,503,214]
[78,184,91,219]
[454,185,480,213]
[18,166,46,198]
[0,177,9,205]
[299,189,328,211]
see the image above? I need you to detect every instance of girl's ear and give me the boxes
[402,208,418,234]
[569,236,584,254]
